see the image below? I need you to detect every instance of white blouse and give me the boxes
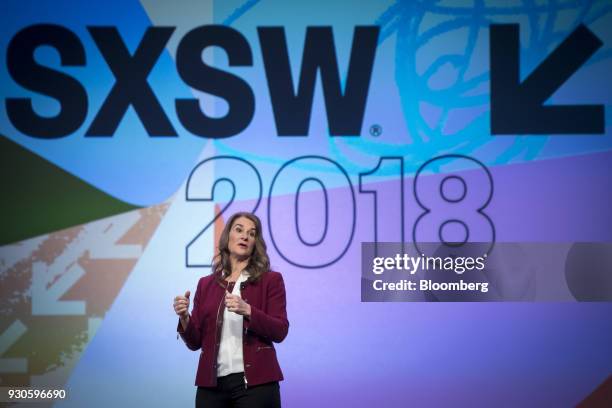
[216,270,249,377]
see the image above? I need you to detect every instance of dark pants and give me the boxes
[196,372,281,408]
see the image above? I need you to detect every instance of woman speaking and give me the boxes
[173,212,289,407]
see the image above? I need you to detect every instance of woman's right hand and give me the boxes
[174,290,191,320]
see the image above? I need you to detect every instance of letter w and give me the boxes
[258,26,379,136]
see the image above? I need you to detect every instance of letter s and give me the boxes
[6,24,87,138]
[175,25,254,138]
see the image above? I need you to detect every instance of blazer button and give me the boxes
[245,364,251,368]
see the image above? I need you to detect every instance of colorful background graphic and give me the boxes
[1,0,611,406]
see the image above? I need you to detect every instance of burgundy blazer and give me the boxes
[177,270,289,387]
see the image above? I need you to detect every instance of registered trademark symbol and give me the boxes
[369,124,382,137]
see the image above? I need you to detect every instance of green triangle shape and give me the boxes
[1,136,141,245]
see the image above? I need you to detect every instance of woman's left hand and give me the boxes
[225,292,251,317]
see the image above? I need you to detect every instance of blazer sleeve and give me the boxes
[245,272,289,343]
[176,278,204,351]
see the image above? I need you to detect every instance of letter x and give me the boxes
[86,26,176,136]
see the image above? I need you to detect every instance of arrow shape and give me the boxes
[86,211,143,260]
[32,260,86,316]
[0,320,28,373]
[490,24,604,134]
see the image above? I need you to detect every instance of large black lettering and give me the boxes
[258,26,379,136]
[86,26,176,136]
[6,24,87,139]
[175,25,254,138]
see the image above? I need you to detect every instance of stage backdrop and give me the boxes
[1,0,611,407]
